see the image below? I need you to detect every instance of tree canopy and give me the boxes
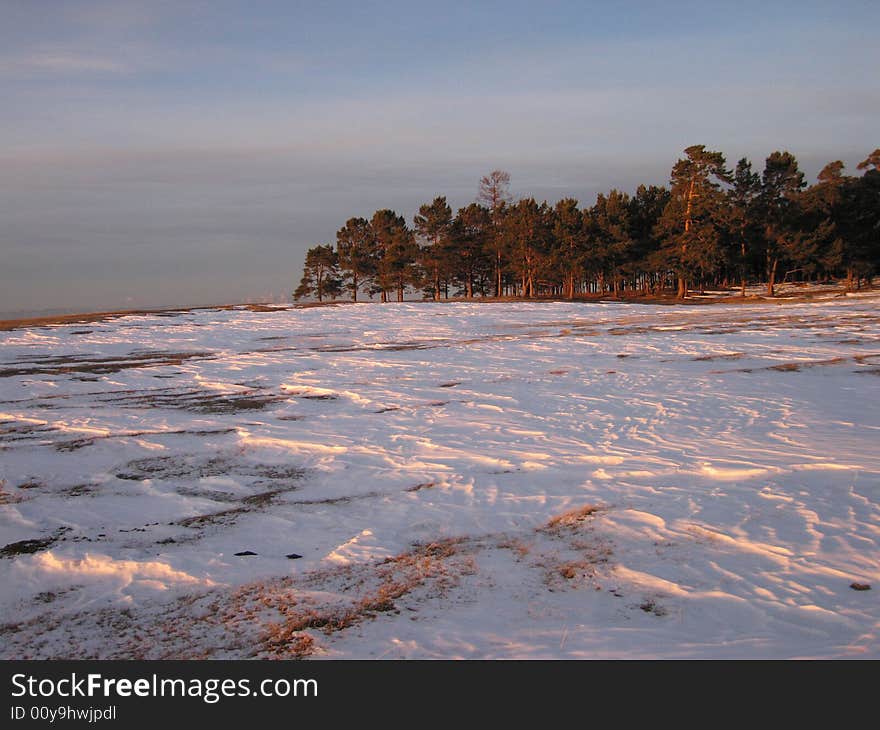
[295,146,880,303]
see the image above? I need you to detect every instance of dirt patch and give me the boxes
[0,351,214,378]
[117,453,304,483]
[0,420,59,445]
[405,481,437,493]
[1,535,57,558]
[717,355,872,375]
[105,455,307,533]
[0,481,25,505]
[55,427,236,452]
[176,481,307,529]
[693,353,744,361]
[639,598,668,617]
[96,388,287,414]
[113,453,305,529]
[288,491,382,506]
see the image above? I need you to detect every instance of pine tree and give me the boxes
[832,153,880,289]
[336,217,375,302]
[727,158,762,296]
[759,151,805,296]
[592,190,633,297]
[857,149,880,173]
[294,244,342,302]
[371,209,419,302]
[503,198,551,298]
[413,197,453,301]
[629,185,669,295]
[477,170,512,296]
[657,145,731,298]
[552,198,585,299]
[451,204,491,298]
[801,161,847,286]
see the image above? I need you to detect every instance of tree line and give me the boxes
[294,146,880,302]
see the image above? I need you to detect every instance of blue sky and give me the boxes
[1,1,878,314]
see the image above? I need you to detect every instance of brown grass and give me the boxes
[254,537,471,658]
[0,481,25,505]
[541,504,600,532]
[496,537,531,559]
[558,560,595,580]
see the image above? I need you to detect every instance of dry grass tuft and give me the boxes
[497,537,531,559]
[250,536,473,658]
[558,560,594,580]
[541,505,600,532]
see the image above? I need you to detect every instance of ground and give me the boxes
[0,287,878,658]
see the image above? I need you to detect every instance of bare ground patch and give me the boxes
[713,353,880,375]
[0,419,59,446]
[693,353,744,361]
[0,351,215,378]
[107,453,307,536]
[0,528,70,559]
[54,427,237,452]
[96,388,289,414]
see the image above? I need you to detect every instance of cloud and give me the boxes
[0,50,130,76]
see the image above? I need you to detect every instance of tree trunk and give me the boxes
[684,178,696,233]
[677,276,687,299]
[767,258,778,297]
[352,272,358,302]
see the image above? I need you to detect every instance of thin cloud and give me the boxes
[0,50,130,76]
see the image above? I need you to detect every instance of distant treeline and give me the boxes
[294,146,880,302]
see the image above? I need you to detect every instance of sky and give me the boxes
[1,0,878,315]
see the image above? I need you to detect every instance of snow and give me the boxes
[0,294,878,658]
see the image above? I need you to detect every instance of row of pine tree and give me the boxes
[294,146,880,302]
